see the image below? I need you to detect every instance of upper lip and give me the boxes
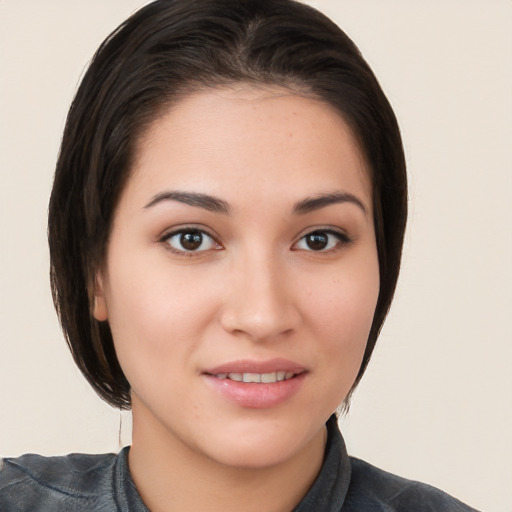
[204,358,306,375]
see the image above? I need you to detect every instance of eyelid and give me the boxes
[159,223,219,241]
[292,227,352,252]
[159,225,223,256]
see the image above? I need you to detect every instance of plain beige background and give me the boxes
[0,1,511,511]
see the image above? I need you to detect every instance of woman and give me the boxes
[0,1,480,510]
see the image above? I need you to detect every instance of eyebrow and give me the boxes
[144,189,367,216]
[292,192,367,215]
[144,191,230,214]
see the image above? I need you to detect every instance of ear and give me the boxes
[92,273,108,321]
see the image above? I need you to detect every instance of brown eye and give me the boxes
[180,231,203,250]
[305,233,329,251]
[294,230,350,252]
[164,229,218,253]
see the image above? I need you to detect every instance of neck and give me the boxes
[127,406,327,512]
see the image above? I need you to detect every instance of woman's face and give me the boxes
[94,86,379,468]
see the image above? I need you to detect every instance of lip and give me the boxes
[202,358,307,409]
[204,358,306,375]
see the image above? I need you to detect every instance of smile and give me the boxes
[214,371,297,383]
[204,371,306,409]
[203,359,307,407]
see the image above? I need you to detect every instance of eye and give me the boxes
[162,228,220,254]
[294,230,350,252]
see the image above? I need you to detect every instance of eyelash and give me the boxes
[293,229,352,253]
[159,227,352,257]
[160,228,221,257]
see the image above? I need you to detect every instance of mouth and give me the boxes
[202,359,307,408]
[210,371,301,383]
[203,358,306,383]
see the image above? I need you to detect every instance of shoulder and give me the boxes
[345,456,480,512]
[0,452,118,511]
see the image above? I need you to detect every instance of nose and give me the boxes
[220,252,301,342]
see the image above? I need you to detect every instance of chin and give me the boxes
[206,439,301,470]
[196,416,324,470]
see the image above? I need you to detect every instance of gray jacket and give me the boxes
[0,416,480,511]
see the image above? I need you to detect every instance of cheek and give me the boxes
[287,256,379,417]
[303,255,380,364]
[102,253,220,382]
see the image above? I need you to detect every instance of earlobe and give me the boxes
[93,274,108,321]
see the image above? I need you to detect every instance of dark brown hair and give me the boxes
[48,0,407,409]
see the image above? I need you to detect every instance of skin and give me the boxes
[94,86,380,512]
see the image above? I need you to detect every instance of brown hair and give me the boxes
[48,0,407,409]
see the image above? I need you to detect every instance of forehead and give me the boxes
[127,85,372,211]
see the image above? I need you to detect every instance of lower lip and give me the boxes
[203,373,306,409]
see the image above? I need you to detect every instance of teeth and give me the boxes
[215,371,296,383]
[260,372,277,383]
[243,373,261,383]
